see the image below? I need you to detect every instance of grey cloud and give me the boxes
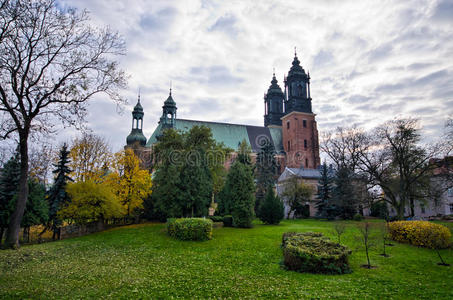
[413,69,449,86]
[313,50,334,69]
[432,0,453,22]
[410,107,439,115]
[139,8,177,31]
[407,62,436,71]
[367,44,393,62]
[209,14,239,36]
[188,65,244,87]
[346,94,371,104]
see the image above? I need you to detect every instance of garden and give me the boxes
[1,219,452,299]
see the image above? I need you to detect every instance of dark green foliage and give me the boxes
[332,167,356,220]
[21,180,48,228]
[353,213,363,221]
[166,218,213,241]
[315,163,336,220]
[370,201,389,219]
[179,149,213,217]
[259,187,284,225]
[208,216,223,223]
[295,204,310,219]
[255,141,278,217]
[152,163,183,219]
[227,162,255,228]
[0,152,20,235]
[236,139,252,166]
[217,184,232,215]
[223,215,233,227]
[47,144,72,228]
[282,232,352,275]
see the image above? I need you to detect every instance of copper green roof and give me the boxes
[146,119,283,153]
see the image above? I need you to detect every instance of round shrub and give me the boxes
[223,215,233,227]
[388,221,451,249]
[353,213,363,221]
[282,232,352,274]
[166,218,213,241]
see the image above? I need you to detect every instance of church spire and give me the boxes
[126,92,147,147]
[160,85,177,128]
[264,70,284,127]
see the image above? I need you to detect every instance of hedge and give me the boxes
[282,232,352,274]
[388,221,451,249]
[223,215,233,227]
[166,218,213,241]
[208,216,224,223]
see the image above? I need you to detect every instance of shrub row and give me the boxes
[167,218,213,241]
[208,216,224,223]
[387,221,451,249]
[282,232,352,275]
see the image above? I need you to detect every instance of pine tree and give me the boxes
[237,139,252,166]
[21,179,49,243]
[315,163,335,220]
[255,140,278,217]
[259,186,284,225]
[46,144,72,238]
[332,167,356,219]
[0,152,20,245]
[228,161,255,228]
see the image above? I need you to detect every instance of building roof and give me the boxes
[146,118,283,152]
[278,166,335,182]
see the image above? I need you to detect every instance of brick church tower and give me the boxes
[265,51,320,169]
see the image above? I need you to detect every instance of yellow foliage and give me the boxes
[107,149,152,216]
[60,180,125,224]
[388,221,451,249]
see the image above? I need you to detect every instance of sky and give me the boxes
[55,0,453,152]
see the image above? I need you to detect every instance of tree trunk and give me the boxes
[5,133,29,249]
[0,227,4,246]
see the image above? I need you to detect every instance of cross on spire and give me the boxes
[169,80,172,95]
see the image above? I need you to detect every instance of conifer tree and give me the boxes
[0,152,20,245]
[259,185,284,225]
[21,180,48,243]
[315,163,335,220]
[237,139,252,166]
[46,144,72,239]
[332,167,356,219]
[255,140,278,217]
[228,161,255,228]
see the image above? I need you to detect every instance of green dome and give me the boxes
[126,129,147,146]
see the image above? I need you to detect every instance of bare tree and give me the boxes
[333,222,346,244]
[0,0,127,248]
[377,222,390,257]
[357,222,375,269]
[28,138,54,185]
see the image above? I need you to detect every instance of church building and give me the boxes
[126,52,320,173]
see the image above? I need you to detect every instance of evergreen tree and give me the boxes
[228,161,255,228]
[255,140,278,217]
[0,152,20,245]
[237,139,252,166]
[46,144,72,238]
[259,186,284,225]
[315,163,336,220]
[179,149,213,217]
[332,167,356,219]
[217,183,232,215]
[151,162,183,218]
[21,179,49,242]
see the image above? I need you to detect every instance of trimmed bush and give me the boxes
[388,221,451,249]
[282,232,352,274]
[353,213,363,221]
[166,218,213,241]
[223,215,233,227]
[209,216,224,223]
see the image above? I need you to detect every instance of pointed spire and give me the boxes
[138,87,141,103]
[169,80,172,96]
[294,46,297,57]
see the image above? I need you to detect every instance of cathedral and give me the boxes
[126,52,320,173]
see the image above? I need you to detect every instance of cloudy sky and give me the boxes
[58,0,453,152]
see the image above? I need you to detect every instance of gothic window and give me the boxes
[303,120,307,128]
[287,121,290,129]
[297,84,303,96]
[304,139,307,148]
[305,158,308,168]
[288,140,291,152]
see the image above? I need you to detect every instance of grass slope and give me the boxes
[1,219,452,299]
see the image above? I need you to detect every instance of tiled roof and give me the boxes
[146,119,283,152]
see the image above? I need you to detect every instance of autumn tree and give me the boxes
[108,149,151,218]
[69,132,112,182]
[0,0,127,248]
[60,180,124,225]
[28,140,54,185]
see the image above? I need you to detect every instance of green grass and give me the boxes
[1,219,452,299]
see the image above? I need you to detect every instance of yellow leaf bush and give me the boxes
[388,221,451,249]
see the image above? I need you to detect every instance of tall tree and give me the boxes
[255,140,278,217]
[107,149,152,218]
[315,163,335,220]
[237,139,252,166]
[332,167,357,219]
[21,179,48,243]
[228,161,255,228]
[46,144,72,239]
[0,151,20,245]
[0,0,126,248]
[69,132,112,182]
[259,185,284,225]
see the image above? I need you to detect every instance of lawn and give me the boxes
[1,219,452,299]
